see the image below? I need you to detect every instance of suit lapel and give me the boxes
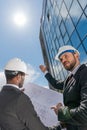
[64,76,76,94]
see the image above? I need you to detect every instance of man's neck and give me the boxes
[70,64,81,75]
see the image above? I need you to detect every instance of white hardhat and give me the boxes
[55,45,80,60]
[4,58,27,74]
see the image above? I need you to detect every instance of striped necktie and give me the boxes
[65,74,73,86]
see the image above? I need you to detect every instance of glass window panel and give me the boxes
[50,6,54,17]
[56,0,62,10]
[83,37,87,52]
[78,0,87,9]
[65,15,74,36]
[47,8,52,25]
[56,25,60,38]
[60,71,65,81]
[69,0,83,25]
[46,34,49,44]
[57,15,62,26]
[51,23,55,33]
[59,37,64,46]
[62,67,68,78]
[60,2,68,18]
[53,0,57,9]
[64,0,73,10]
[77,14,87,39]
[53,61,60,79]
[55,38,60,50]
[54,48,57,57]
[57,62,62,73]
[78,44,87,63]
[53,67,58,79]
[51,39,55,49]
[46,11,50,22]
[50,43,53,51]
[53,39,56,48]
[52,49,55,59]
[49,38,52,47]
[55,72,61,80]
[47,23,50,32]
[64,33,69,44]
[57,64,63,80]
[52,53,55,61]
[50,51,53,60]
[67,41,72,45]
[54,4,59,16]
[47,0,51,8]
[85,6,87,16]
[52,15,57,27]
[60,22,66,36]
[57,62,64,80]
[53,31,56,40]
[50,0,54,5]
[71,31,80,48]
[50,32,52,41]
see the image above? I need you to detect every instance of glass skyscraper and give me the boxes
[39,0,87,84]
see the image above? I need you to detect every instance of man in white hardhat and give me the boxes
[0,58,49,130]
[39,45,87,130]
[4,58,27,88]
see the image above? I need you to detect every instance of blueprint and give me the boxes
[24,83,63,127]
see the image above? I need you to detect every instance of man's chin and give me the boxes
[64,66,71,71]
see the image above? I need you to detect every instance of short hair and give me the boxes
[5,70,25,80]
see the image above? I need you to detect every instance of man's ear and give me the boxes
[74,52,79,59]
[16,74,21,80]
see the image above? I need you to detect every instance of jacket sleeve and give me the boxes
[17,93,49,130]
[45,73,64,90]
[58,70,87,125]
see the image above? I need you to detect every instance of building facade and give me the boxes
[39,0,87,83]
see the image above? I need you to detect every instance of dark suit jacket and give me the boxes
[45,64,87,130]
[0,85,49,130]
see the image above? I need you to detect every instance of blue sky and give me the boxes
[0,0,48,88]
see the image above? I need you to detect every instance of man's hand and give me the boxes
[39,65,47,73]
[51,103,63,115]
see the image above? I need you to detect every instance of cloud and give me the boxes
[0,63,40,90]
[24,64,40,85]
[0,71,6,90]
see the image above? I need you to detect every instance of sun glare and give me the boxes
[13,12,27,27]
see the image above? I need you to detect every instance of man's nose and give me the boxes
[61,58,66,64]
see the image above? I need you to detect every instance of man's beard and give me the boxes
[65,62,76,71]
[64,57,76,71]
[19,82,23,88]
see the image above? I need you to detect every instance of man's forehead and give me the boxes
[59,52,73,58]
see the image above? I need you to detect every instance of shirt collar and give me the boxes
[69,64,81,76]
[5,84,20,90]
